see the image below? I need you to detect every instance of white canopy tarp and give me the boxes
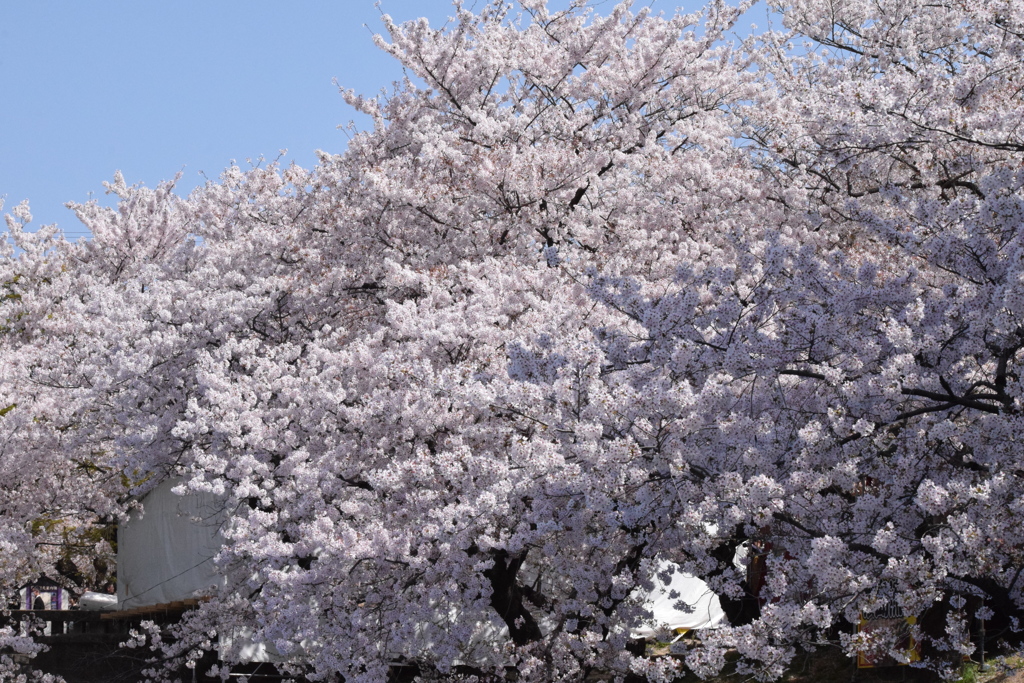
[79,591,118,610]
[629,561,727,639]
[117,478,227,609]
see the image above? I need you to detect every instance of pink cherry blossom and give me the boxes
[3,0,1023,680]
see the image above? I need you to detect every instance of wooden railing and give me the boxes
[1,597,206,643]
[0,609,124,643]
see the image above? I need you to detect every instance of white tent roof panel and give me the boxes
[117,478,227,609]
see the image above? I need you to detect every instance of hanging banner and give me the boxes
[856,605,922,668]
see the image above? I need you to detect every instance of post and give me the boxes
[978,605,987,673]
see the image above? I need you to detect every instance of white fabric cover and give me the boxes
[117,478,227,609]
[78,591,118,610]
[630,561,727,639]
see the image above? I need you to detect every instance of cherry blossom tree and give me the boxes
[0,203,120,590]
[3,0,1024,680]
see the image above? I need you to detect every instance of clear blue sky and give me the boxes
[0,1,699,239]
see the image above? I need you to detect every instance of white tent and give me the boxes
[629,561,727,639]
[117,478,227,609]
[79,591,118,610]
